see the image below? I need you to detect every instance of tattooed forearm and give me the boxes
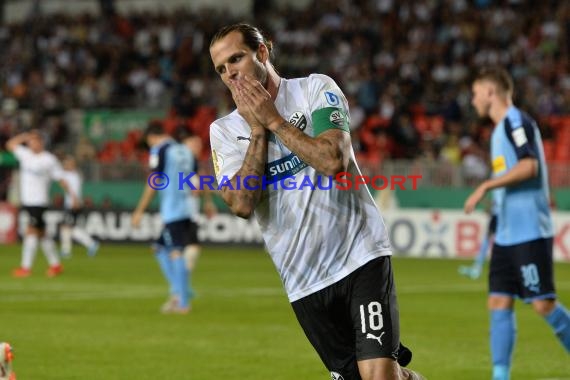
[273,121,349,176]
[221,131,268,218]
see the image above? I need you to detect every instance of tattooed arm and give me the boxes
[236,75,351,177]
[269,119,350,176]
[218,129,268,219]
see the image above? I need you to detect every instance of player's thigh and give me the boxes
[24,206,47,233]
[513,237,555,302]
[291,286,360,380]
[351,256,400,362]
[161,219,192,254]
[186,220,200,245]
[489,243,518,297]
[63,209,79,226]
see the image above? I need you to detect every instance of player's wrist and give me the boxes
[266,117,287,132]
[250,128,268,139]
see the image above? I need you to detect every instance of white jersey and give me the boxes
[61,170,82,209]
[210,74,392,302]
[13,146,64,207]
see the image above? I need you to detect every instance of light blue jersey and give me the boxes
[490,106,553,245]
[150,139,194,223]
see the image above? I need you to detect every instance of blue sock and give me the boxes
[490,309,516,380]
[155,248,176,296]
[544,303,570,352]
[475,236,490,267]
[172,256,189,308]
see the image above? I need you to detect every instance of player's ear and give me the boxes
[257,44,269,63]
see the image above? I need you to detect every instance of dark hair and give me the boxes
[210,23,274,59]
[474,67,514,95]
[143,121,165,139]
[173,125,197,142]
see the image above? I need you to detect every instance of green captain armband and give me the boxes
[311,107,350,136]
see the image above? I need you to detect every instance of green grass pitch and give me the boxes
[0,244,568,379]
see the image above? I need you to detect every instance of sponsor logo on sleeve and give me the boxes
[324,91,340,106]
[329,110,346,128]
[492,155,507,174]
[511,127,528,147]
[288,111,307,131]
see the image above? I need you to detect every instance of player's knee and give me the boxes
[400,368,425,380]
[184,245,200,270]
[169,249,182,259]
[27,226,41,236]
[487,296,514,310]
[531,299,556,316]
[358,358,399,380]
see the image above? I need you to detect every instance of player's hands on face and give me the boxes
[230,75,280,132]
[228,78,261,132]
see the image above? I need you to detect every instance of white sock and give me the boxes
[72,227,95,248]
[21,234,39,269]
[41,237,60,266]
[60,226,72,254]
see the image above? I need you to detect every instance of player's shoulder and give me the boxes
[307,73,338,86]
[290,73,337,91]
[210,109,246,140]
[504,106,537,131]
[40,150,59,162]
[211,109,240,127]
[284,74,338,90]
[151,140,172,155]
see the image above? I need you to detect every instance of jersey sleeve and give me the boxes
[149,143,168,172]
[307,74,351,136]
[209,122,244,183]
[505,114,537,160]
[49,156,65,181]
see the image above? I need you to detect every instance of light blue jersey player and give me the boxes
[465,67,570,380]
[490,106,553,246]
[132,122,197,314]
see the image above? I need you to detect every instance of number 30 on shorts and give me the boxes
[359,301,384,333]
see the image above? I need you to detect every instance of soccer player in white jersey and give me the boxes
[7,130,77,277]
[59,155,99,258]
[209,23,422,380]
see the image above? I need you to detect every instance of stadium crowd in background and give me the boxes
[0,0,568,184]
